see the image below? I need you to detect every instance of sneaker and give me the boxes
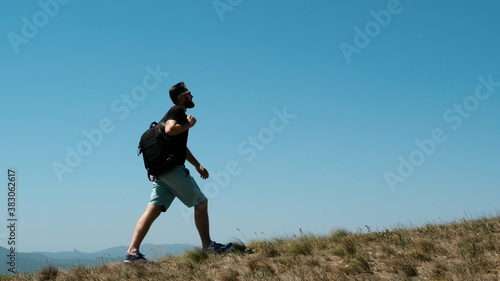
[206,241,233,253]
[124,252,147,263]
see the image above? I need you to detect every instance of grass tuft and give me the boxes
[328,229,350,242]
[183,247,210,263]
[249,240,280,257]
[35,265,58,281]
[286,236,315,256]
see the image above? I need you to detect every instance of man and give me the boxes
[124,82,232,262]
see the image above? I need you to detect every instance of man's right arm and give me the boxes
[164,115,197,136]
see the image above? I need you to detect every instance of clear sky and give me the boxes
[1,0,499,253]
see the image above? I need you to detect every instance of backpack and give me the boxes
[138,121,176,181]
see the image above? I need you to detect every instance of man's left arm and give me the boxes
[186,147,209,179]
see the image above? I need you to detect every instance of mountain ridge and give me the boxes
[0,243,193,274]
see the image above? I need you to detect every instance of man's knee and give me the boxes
[146,204,164,217]
[195,199,208,210]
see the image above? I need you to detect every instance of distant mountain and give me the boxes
[0,243,193,275]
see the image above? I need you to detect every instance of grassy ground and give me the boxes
[2,215,499,281]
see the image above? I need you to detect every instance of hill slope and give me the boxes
[2,216,499,280]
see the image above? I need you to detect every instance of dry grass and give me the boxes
[2,215,499,281]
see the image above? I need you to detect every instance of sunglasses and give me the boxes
[179,90,192,97]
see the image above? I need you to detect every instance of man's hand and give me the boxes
[187,115,197,128]
[196,165,209,180]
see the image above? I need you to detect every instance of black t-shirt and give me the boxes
[159,106,189,165]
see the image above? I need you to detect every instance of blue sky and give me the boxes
[1,0,499,253]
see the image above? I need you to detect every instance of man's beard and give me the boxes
[186,100,195,108]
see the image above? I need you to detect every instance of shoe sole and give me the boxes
[211,243,234,254]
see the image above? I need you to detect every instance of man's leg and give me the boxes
[195,199,212,248]
[127,204,163,253]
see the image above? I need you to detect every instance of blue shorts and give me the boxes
[149,166,207,212]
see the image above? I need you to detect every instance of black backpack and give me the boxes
[138,121,176,181]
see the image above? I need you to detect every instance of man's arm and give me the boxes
[186,147,209,179]
[164,115,197,136]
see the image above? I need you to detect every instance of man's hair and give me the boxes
[169,82,188,104]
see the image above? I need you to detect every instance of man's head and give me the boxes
[169,82,195,108]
